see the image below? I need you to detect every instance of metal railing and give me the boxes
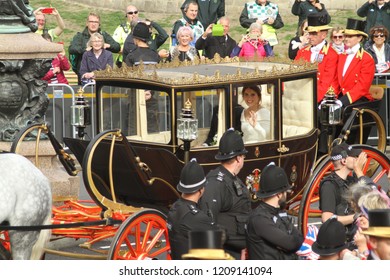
[45,83,96,143]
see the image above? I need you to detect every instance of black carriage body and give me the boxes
[65,59,319,208]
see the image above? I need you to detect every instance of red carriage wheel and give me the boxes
[298,144,390,237]
[107,209,171,260]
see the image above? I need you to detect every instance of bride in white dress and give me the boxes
[240,85,270,143]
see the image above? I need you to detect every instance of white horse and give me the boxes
[0,153,52,260]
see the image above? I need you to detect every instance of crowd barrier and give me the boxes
[45,83,96,143]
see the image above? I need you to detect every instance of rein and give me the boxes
[0,218,122,231]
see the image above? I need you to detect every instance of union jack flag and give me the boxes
[296,225,319,260]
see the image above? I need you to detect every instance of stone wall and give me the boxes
[65,0,368,16]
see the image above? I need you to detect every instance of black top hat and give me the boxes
[362,209,390,237]
[177,158,206,193]
[257,163,292,199]
[215,128,248,161]
[188,230,225,249]
[312,218,348,256]
[330,142,362,161]
[305,12,332,32]
[344,18,368,38]
[181,230,234,260]
[132,22,150,41]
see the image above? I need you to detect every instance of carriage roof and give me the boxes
[94,57,318,88]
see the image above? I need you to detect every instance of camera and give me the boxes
[263,18,268,23]
[212,24,224,37]
[249,33,258,40]
[41,7,54,14]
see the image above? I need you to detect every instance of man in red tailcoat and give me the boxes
[337,18,375,106]
[295,12,339,104]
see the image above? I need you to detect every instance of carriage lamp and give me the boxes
[177,99,198,163]
[71,88,91,139]
[319,86,343,126]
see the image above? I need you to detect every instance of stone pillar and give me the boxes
[0,1,80,202]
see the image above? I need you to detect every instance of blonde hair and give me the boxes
[86,33,105,48]
[87,12,100,22]
[346,183,374,213]
[177,26,194,41]
[359,191,390,217]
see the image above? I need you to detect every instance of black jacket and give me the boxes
[122,21,168,62]
[239,1,284,29]
[364,40,390,69]
[181,0,225,28]
[167,198,215,260]
[199,165,251,252]
[246,201,303,260]
[291,0,330,34]
[357,1,390,35]
[124,46,160,67]
[195,34,237,59]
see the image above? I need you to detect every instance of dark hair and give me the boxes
[369,25,389,40]
[183,0,198,12]
[242,85,262,101]
[298,19,308,36]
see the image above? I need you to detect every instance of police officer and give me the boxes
[167,158,215,260]
[246,163,304,259]
[199,128,251,259]
[320,142,372,248]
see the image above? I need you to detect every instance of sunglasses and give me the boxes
[333,35,344,39]
[374,34,385,38]
[374,27,384,32]
[127,11,138,15]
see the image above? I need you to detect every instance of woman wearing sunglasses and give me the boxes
[364,26,390,73]
[330,27,346,54]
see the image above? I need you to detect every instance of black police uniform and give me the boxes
[167,198,215,260]
[199,165,251,254]
[246,201,303,260]
[319,172,373,247]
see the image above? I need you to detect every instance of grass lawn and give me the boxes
[30,0,359,58]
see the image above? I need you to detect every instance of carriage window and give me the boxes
[236,84,274,144]
[100,86,171,143]
[176,89,224,147]
[282,78,314,138]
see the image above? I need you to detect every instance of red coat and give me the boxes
[337,48,375,103]
[42,54,70,84]
[295,43,339,103]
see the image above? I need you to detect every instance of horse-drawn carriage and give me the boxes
[1,57,389,259]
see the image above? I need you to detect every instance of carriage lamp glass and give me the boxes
[71,88,91,138]
[177,99,198,141]
[320,87,342,125]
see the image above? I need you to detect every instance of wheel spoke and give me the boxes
[145,227,164,253]
[141,219,153,252]
[108,210,171,260]
[373,168,388,183]
[135,223,141,252]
